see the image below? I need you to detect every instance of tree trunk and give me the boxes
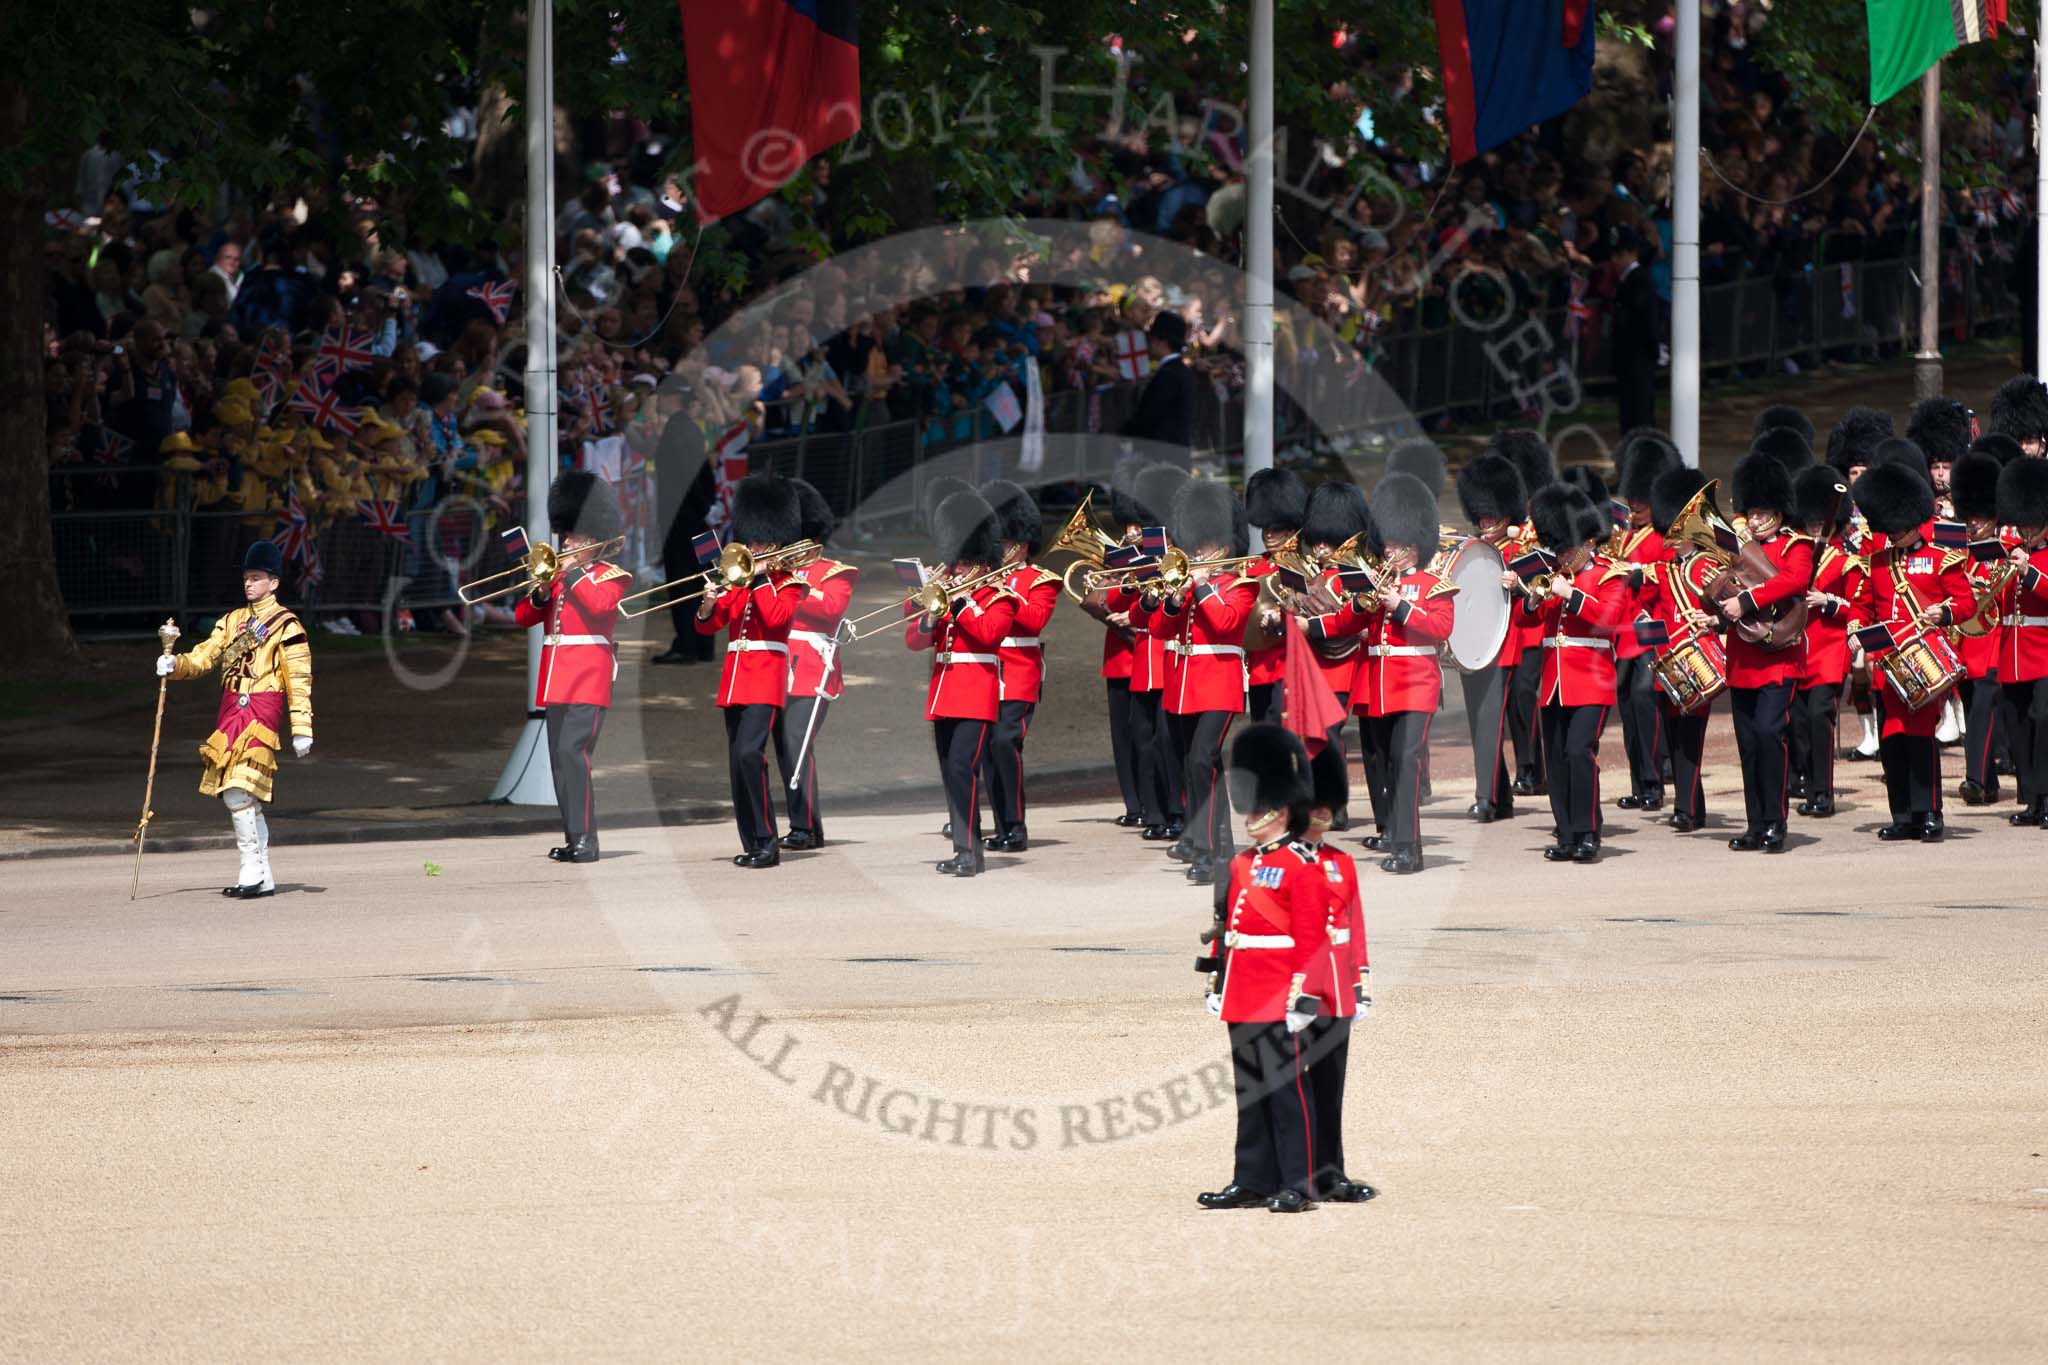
[0,80,78,664]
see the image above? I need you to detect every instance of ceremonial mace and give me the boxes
[131,617,180,899]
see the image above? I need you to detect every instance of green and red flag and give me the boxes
[1867,1,2007,105]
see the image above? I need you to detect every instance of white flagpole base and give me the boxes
[489,713,559,805]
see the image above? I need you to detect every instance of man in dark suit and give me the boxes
[1609,226,1660,439]
[1120,311,1194,468]
[651,395,719,665]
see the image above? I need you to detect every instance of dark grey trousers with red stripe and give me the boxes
[772,696,830,838]
[544,702,606,840]
[1228,1020,1317,1198]
[934,718,991,856]
[979,699,1036,838]
[724,703,781,853]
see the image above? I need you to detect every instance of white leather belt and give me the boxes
[789,630,835,647]
[1186,644,1246,657]
[1000,636,1043,648]
[1225,932,1294,950]
[1368,645,1435,657]
[1164,639,1186,653]
[936,651,998,665]
[544,634,610,647]
[1543,635,1612,651]
[1328,927,1352,945]
[2019,616,2048,629]
[726,640,789,654]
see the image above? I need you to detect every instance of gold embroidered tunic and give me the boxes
[169,594,314,801]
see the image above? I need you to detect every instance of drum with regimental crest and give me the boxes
[1876,629,1964,711]
[1652,631,1728,714]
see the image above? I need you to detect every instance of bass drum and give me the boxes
[1441,538,1511,672]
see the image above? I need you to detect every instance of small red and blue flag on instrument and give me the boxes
[500,526,532,562]
[1633,618,1671,649]
[1432,1,1596,164]
[692,530,726,568]
[1139,526,1169,559]
[1932,520,1969,549]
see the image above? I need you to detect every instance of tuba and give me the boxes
[1673,480,1806,650]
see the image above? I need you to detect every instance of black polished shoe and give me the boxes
[1196,1183,1271,1210]
[1759,821,1786,853]
[731,845,780,869]
[990,830,1029,853]
[1669,813,1699,833]
[1637,787,1665,812]
[940,821,951,839]
[1796,796,1835,818]
[1330,808,1351,832]
[1918,814,1945,842]
[1323,1178,1378,1203]
[1266,1190,1314,1213]
[779,830,821,851]
[1615,793,1644,810]
[1542,842,1575,862]
[1185,859,1217,886]
[1570,835,1600,864]
[1727,830,1763,851]
[1514,774,1538,796]
[1379,848,1423,875]
[1958,780,1993,807]
[1114,813,1144,828]
[546,843,575,862]
[1468,801,1499,823]
[563,835,599,864]
[2010,802,2046,828]
[1877,818,1924,842]
[1360,833,1387,852]
[223,882,274,899]
[1166,839,1197,863]
[935,851,986,877]
[1142,822,1183,842]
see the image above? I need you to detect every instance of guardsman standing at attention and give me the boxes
[513,472,631,865]
[1453,452,1528,822]
[1610,432,1683,812]
[156,539,314,897]
[1300,754,1375,1204]
[1196,723,1327,1214]
[978,479,1061,853]
[909,490,1020,877]
[1995,458,2048,827]
[774,478,859,851]
[697,473,807,869]
[1522,484,1623,863]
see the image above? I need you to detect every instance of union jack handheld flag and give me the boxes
[314,325,377,379]
[467,280,517,324]
[271,487,314,564]
[356,499,411,541]
[287,379,363,436]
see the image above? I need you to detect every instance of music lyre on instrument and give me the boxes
[615,540,820,620]
[457,535,626,606]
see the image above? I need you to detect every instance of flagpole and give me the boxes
[1671,0,1701,467]
[491,0,561,805]
[1914,63,1943,400]
[1241,0,1275,478]
[2036,21,2047,374]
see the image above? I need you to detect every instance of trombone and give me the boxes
[841,564,1014,634]
[616,540,820,620]
[457,535,626,606]
[1086,546,1267,595]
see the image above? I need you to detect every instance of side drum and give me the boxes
[1653,632,1728,715]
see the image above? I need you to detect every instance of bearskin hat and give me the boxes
[980,478,1044,554]
[932,490,1004,568]
[1731,451,1794,517]
[1226,723,1313,818]
[1302,479,1373,550]
[1988,374,2048,443]
[1650,466,1711,537]
[1949,451,2003,524]
[1617,431,1684,504]
[1752,403,1815,448]
[1791,466,1850,535]
[790,478,836,544]
[1371,473,1440,557]
[1824,406,1895,475]
[1996,456,2048,527]
[1170,478,1249,557]
[1491,428,1555,501]
[922,475,973,530]
[1385,439,1447,497]
[1132,463,1191,534]
[729,473,802,547]
[1852,461,1937,537]
[1529,484,1597,554]
[1455,452,1526,526]
[1906,397,1973,467]
[1972,432,2025,467]
[1559,465,1611,534]
[1871,436,1931,486]
[1244,467,1309,532]
[1751,425,1813,474]
[548,470,622,543]
[242,539,285,577]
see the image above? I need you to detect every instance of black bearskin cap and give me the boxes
[980,479,1043,554]
[1385,439,1447,497]
[1825,406,1895,474]
[1731,451,1794,517]
[1988,374,2048,443]
[1491,428,1555,501]
[1371,473,1440,556]
[1170,479,1249,557]
[729,473,802,547]
[1871,436,1931,486]
[1791,466,1850,535]
[1132,463,1191,535]
[1751,425,1813,474]
[1244,468,1308,532]
[1301,479,1373,550]
[1617,431,1683,504]
[548,470,622,542]
[242,539,284,577]
[1226,723,1313,817]
[932,490,1004,569]
[1852,461,1937,537]
[922,475,973,530]
[790,478,836,544]
[1530,484,1597,554]
[1949,451,2002,524]
[1752,403,1814,448]
[1972,432,2024,467]
[1559,465,1611,534]
[1996,457,2048,527]
[1906,397,1973,467]
[1650,466,1710,537]
[1455,452,1526,525]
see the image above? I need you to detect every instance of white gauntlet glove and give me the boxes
[155,655,175,677]
[1204,992,1223,1018]
[293,735,314,759]
[1354,969,1373,1018]
[1284,1000,1317,1035]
